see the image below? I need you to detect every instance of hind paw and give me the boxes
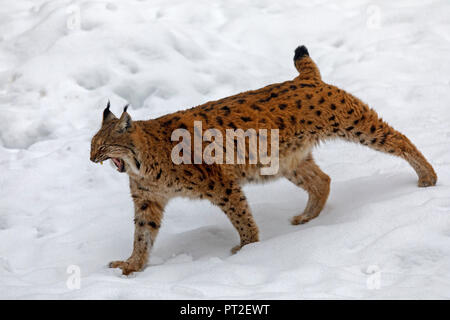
[418,174,437,187]
[291,212,320,225]
[291,215,311,225]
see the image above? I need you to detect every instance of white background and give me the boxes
[0,0,449,299]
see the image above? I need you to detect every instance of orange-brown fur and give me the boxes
[90,46,437,275]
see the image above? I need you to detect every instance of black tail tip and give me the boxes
[294,45,309,61]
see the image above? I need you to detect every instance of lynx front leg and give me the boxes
[209,181,259,253]
[109,199,165,275]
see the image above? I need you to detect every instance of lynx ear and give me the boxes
[103,100,117,123]
[118,104,132,132]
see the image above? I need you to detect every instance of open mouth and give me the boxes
[111,158,125,172]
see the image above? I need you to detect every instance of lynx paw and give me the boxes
[418,174,437,187]
[109,260,143,275]
[231,238,258,254]
[231,245,242,254]
[291,214,314,225]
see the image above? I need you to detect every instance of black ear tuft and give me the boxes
[124,104,129,113]
[103,100,117,122]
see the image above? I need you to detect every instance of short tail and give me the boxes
[293,45,321,81]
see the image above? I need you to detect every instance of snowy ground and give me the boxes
[0,0,449,299]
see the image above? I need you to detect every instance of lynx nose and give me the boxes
[90,151,98,163]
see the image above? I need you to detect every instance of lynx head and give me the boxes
[90,101,139,174]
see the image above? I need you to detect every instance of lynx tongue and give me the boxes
[112,158,123,172]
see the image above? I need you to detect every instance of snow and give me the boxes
[1,0,449,299]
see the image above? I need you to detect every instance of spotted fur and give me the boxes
[90,45,437,275]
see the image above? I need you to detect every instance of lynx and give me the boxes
[90,45,437,275]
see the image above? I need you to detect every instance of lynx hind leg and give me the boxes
[346,113,438,187]
[374,130,437,187]
[329,96,437,187]
[208,179,259,253]
[284,154,331,225]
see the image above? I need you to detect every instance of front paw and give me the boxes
[231,244,242,254]
[109,260,144,275]
[231,239,258,254]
